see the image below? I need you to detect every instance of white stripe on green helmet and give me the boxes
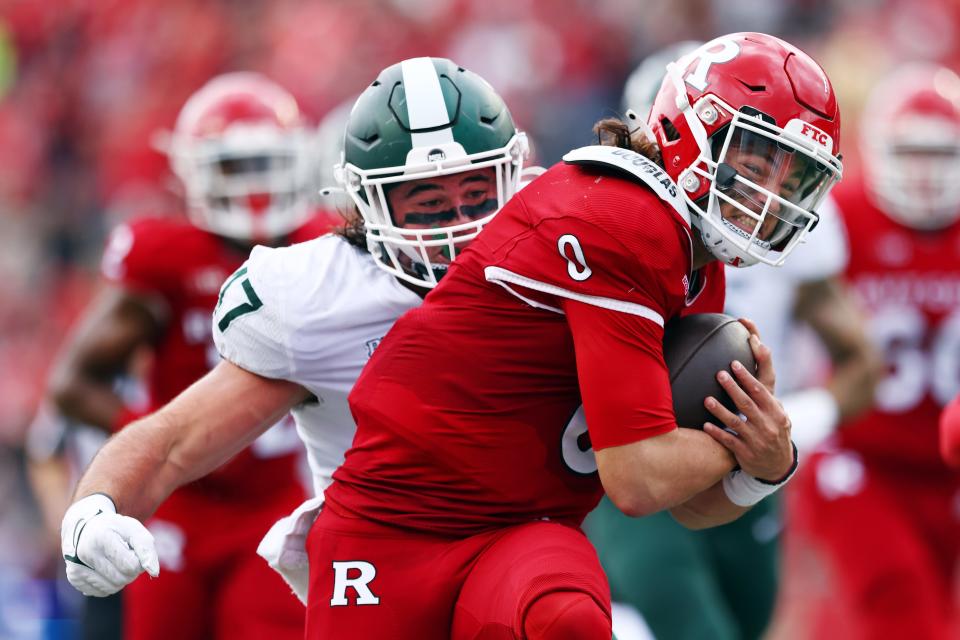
[401,57,456,149]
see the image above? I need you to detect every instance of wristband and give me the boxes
[722,442,799,507]
[781,388,839,455]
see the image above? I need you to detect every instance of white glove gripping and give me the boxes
[61,493,160,597]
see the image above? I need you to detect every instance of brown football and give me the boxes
[663,313,758,429]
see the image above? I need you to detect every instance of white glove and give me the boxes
[61,494,160,597]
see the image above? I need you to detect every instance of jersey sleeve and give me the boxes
[565,299,677,450]
[212,245,294,380]
[100,219,175,297]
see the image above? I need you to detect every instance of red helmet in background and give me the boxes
[168,72,313,242]
[649,33,843,267]
[861,64,960,230]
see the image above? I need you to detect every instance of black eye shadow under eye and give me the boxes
[402,209,458,225]
[460,198,497,219]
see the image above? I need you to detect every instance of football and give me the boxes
[663,313,758,429]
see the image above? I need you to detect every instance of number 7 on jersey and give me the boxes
[216,267,263,332]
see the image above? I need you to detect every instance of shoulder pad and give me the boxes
[563,145,690,227]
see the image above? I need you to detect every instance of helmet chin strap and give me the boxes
[386,239,451,287]
[410,260,449,284]
[699,197,760,267]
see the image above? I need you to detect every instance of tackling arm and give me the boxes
[72,359,309,519]
[63,360,308,597]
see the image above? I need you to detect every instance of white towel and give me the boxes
[257,495,324,604]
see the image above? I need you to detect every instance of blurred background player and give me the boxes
[57,55,533,613]
[779,63,960,640]
[587,40,879,640]
[47,72,335,640]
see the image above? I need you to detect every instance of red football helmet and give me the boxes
[861,64,960,230]
[168,72,313,242]
[649,33,843,267]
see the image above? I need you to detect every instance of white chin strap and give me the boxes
[696,198,760,267]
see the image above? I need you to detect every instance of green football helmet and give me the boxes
[335,57,529,287]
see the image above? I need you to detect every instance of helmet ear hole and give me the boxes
[660,118,681,142]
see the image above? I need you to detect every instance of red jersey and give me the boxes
[834,175,960,470]
[327,157,725,536]
[101,213,333,500]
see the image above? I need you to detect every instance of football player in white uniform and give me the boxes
[59,57,533,603]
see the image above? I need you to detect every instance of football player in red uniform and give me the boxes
[307,33,842,638]
[781,64,960,639]
[48,72,332,640]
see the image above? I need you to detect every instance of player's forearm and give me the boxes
[73,410,180,520]
[597,427,736,518]
[73,400,262,520]
[72,361,308,520]
[668,480,748,529]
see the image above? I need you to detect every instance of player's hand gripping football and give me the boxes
[61,494,160,597]
[702,319,795,482]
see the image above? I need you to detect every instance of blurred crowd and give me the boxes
[2,0,960,637]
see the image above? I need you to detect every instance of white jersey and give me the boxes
[723,196,848,391]
[213,234,422,497]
